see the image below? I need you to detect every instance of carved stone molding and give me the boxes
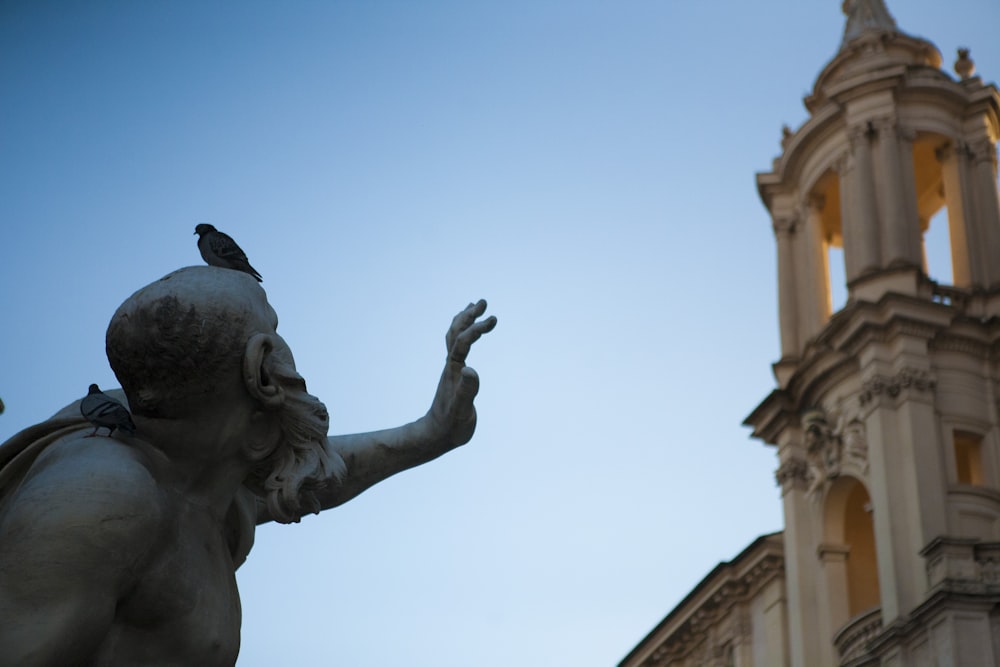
[817,542,851,562]
[807,193,826,214]
[934,141,959,164]
[935,139,990,165]
[772,214,799,237]
[848,122,875,147]
[871,116,897,135]
[898,125,918,143]
[638,553,784,666]
[930,333,990,358]
[871,116,917,145]
[833,606,883,664]
[799,406,870,497]
[833,150,851,175]
[970,139,998,166]
[859,368,936,406]
[775,458,810,489]
[922,538,1000,595]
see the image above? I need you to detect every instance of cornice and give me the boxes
[624,536,785,667]
[744,389,794,445]
[929,333,991,359]
[816,292,955,356]
[867,582,1000,660]
[897,65,988,111]
[837,315,941,358]
[808,31,941,112]
[758,56,998,218]
[785,353,858,418]
[749,293,1000,445]
[747,292,979,445]
[758,105,845,207]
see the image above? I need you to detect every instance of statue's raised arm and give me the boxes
[313,300,497,513]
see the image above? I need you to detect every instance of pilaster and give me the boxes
[776,444,828,667]
[860,365,940,622]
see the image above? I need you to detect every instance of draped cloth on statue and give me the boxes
[0,390,259,568]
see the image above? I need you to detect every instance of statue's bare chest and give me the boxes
[95,502,243,666]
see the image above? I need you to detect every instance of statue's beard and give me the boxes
[252,365,347,524]
[279,386,330,451]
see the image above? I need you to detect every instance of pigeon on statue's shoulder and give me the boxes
[80,384,136,437]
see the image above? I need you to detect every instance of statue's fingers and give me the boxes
[446,300,488,349]
[449,315,497,363]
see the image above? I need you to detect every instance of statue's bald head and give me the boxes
[106,266,272,418]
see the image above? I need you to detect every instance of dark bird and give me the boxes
[194,223,263,282]
[80,384,136,437]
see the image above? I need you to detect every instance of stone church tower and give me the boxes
[745,0,1000,665]
[621,2,1000,666]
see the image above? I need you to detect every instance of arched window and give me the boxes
[823,476,881,628]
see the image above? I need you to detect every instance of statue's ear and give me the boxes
[243,333,285,410]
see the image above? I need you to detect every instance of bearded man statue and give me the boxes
[0,266,496,666]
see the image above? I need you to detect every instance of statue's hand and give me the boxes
[427,300,497,448]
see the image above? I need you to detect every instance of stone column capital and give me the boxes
[871,116,897,133]
[807,193,827,213]
[848,123,875,147]
[775,457,810,492]
[773,214,799,237]
[970,139,998,166]
[833,150,852,175]
[898,125,918,143]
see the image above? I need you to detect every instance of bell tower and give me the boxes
[745,1,1000,665]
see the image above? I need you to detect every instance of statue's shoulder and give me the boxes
[6,433,165,542]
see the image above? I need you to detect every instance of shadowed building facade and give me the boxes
[621,1,1000,665]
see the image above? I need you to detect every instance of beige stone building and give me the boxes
[620,1,1000,665]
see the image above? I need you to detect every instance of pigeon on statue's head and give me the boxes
[194,224,263,282]
[80,384,136,437]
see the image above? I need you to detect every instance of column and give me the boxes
[897,126,924,265]
[874,117,921,268]
[836,151,860,282]
[797,196,831,343]
[970,140,1000,288]
[937,142,977,287]
[845,124,881,281]
[774,215,800,358]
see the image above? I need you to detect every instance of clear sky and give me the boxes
[1,1,998,665]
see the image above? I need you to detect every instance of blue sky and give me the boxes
[1,2,998,665]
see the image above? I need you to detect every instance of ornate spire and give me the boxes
[839,0,898,49]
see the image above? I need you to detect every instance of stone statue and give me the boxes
[802,408,840,498]
[0,266,496,666]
